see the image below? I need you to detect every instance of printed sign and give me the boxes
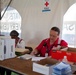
[42,0,51,12]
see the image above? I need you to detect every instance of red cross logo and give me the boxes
[45,1,49,7]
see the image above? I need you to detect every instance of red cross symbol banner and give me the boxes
[42,0,51,12]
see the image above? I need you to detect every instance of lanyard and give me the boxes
[45,44,54,57]
[46,44,54,53]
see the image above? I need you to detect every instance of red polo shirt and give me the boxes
[35,38,68,57]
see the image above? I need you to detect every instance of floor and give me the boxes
[11,72,18,75]
[5,72,18,75]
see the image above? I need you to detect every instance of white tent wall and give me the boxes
[4,0,76,48]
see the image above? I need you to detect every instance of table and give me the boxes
[0,57,76,75]
[0,57,43,75]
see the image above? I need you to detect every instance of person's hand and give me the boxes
[30,49,38,56]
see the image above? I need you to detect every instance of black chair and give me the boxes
[25,46,33,54]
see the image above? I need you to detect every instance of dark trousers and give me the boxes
[0,67,11,75]
[0,67,23,75]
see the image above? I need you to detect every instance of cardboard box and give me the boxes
[0,36,15,60]
[4,39,15,59]
[33,58,58,75]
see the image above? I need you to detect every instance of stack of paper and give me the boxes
[19,54,34,60]
[33,62,55,75]
[52,62,72,75]
[32,57,46,61]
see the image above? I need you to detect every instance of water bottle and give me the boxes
[45,53,48,57]
[62,56,68,63]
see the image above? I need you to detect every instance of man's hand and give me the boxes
[30,49,38,56]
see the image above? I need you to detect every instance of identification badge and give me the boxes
[45,53,48,57]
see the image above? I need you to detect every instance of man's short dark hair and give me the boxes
[10,30,19,36]
[51,27,60,35]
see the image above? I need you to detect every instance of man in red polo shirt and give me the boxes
[31,27,68,57]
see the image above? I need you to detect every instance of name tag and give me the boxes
[45,53,48,57]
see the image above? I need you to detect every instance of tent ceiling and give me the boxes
[0,0,12,20]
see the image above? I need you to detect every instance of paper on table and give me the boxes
[18,54,34,60]
[32,57,46,61]
[18,54,46,61]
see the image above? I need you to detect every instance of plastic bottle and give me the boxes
[45,53,48,57]
[62,56,68,63]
